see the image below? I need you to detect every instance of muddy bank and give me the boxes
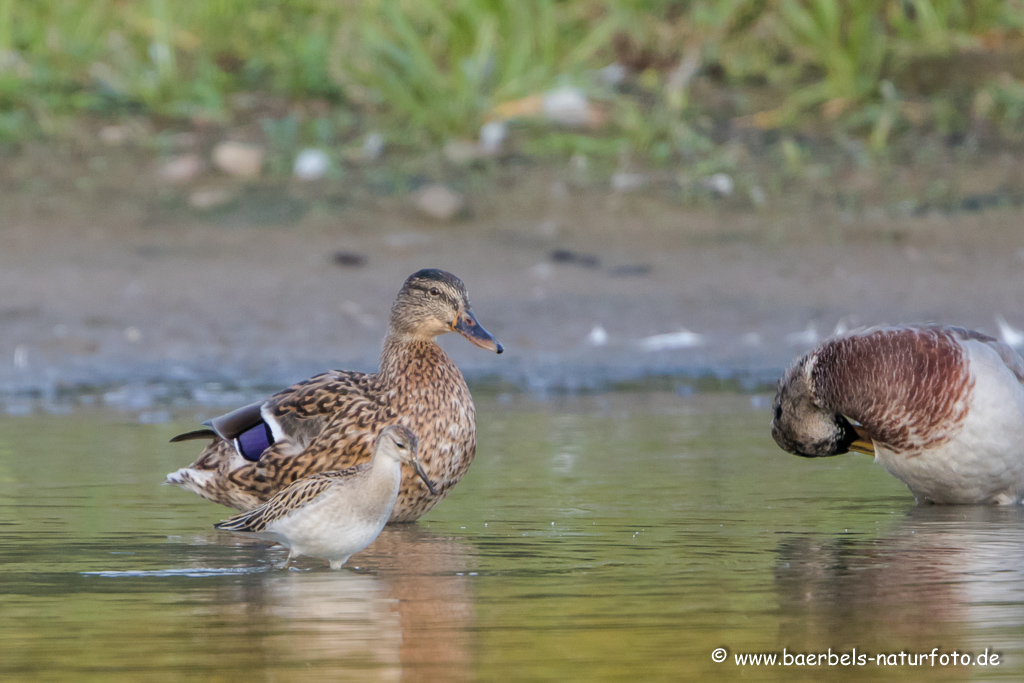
[3,175,1024,406]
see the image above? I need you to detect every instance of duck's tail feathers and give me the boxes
[206,401,267,441]
[163,435,265,510]
[169,428,218,443]
[164,466,216,493]
[164,464,262,511]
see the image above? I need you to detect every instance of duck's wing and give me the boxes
[261,370,382,448]
[215,466,366,532]
[946,326,1024,384]
[992,343,1024,384]
[167,369,387,510]
[170,370,381,458]
[835,324,1024,385]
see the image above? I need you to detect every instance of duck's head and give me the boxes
[390,268,503,353]
[377,424,437,494]
[770,357,873,458]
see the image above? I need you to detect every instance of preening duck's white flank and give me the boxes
[875,336,1024,504]
[772,326,1024,505]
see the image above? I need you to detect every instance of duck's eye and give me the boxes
[428,287,441,297]
[395,441,406,449]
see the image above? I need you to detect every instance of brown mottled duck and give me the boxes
[166,269,503,522]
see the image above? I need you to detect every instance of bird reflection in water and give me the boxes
[773,506,1024,654]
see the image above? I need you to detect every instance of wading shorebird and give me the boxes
[166,268,503,522]
[216,425,433,569]
[771,325,1024,504]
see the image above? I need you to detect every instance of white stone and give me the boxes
[212,141,264,178]
[159,154,204,184]
[587,325,609,347]
[543,87,592,127]
[443,139,481,165]
[13,345,28,369]
[611,172,647,193]
[479,120,507,156]
[637,330,706,352]
[99,125,131,146]
[702,173,734,197]
[361,132,385,161]
[413,184,465,222]
[293,148,330,180]
[599,62,627,86]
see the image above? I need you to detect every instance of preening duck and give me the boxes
[166,268,503,522]
[215,425,430,569]
[771,325,1024,505]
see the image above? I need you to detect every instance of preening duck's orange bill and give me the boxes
[849,424,876,455]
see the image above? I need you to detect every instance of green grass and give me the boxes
[2,0,1023,162]
[341,0,619,139]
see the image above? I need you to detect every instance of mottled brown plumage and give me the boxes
[167,269,502,522]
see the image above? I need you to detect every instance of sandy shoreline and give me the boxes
[4,179,1024,403]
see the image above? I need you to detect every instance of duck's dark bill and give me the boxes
[233,421,275,462]
[453,310,503,354]
[412,459,438,495]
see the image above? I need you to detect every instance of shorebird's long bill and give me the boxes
[412,459,439,495]
[453,310,503,354]
[849,425,876,456]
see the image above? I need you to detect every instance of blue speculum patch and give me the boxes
[234,422,274,462]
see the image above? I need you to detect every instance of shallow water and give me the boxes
[2,392,1023,681]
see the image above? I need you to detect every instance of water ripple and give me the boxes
[82,566,270,578]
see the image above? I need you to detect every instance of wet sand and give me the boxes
[4,175,1024,399]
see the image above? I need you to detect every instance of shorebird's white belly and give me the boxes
[876,341,1024,504]
[268,485,399,564]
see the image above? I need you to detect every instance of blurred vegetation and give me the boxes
[2,0,1024,168]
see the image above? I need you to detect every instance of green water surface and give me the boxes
[1,392,1022,681]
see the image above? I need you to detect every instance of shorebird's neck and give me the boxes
[368,450,400,476]
[364,452,404,499]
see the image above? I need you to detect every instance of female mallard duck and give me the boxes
[166,268,503,522]
[771,325,1024,504]
[215,425,432,569]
